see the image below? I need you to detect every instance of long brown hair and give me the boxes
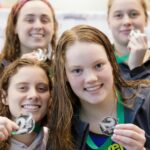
[55,24,150,105]
[0,58,52,149]
[50,25,150,149]
[0,0,58,62]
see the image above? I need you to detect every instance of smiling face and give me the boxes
[15,0,54,54]
[5,66,50,122]
[65,41,114,105]
[107,0,147,46]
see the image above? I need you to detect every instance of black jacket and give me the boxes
[119,59,150,80]
[72,87,150,150]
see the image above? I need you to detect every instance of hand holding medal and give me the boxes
[128,28,148,69]
[99,116,118,136]
[11,113,35,135]
[0,113,36,139]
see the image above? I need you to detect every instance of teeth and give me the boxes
[31,34,43,38]
[85,85,100,91]
[22,104,40,109]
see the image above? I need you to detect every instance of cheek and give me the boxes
[43,94,51,105]
[102,69,114,84]
[67,75,80,89]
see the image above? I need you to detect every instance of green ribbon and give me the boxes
[115,52,129,64]
[86,91,124,150]
[12,123,42,135]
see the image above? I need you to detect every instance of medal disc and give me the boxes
[12,113,35,135]
[99,116,118,136]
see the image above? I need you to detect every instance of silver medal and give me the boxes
[99,116,118,136]
[12,113,35,135]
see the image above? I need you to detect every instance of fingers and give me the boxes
[0,117,19,141]
[128,34,148,52]
[128,36,147,69]
[111,124,146,150]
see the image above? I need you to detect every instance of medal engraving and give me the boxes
[12,113,35,135]
[99,117,117,136]
[35,49,48,61]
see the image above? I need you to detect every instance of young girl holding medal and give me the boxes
[0,59,72,150]
[107,0,150,80]
[52,25,150,150]
[0,0,58,76]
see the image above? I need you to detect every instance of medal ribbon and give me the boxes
[115,52,129,64]
[86,91,124,150]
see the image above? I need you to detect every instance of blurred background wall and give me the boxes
[0,0,109,11]
[0,0,150,51]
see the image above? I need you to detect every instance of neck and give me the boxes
[80,91,117,133]
[21,47,34,56]
[12,132,37,146]
[114,42,129,56]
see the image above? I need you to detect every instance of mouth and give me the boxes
[30,33,44,38]
[120,29,131,35]
[21,104,41,112]
[84,83,104,92]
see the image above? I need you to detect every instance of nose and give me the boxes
[34,19,43,29]
[27,88,39,100]
[122,15,132,26]
[84,70,98,83]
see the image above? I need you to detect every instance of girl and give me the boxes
[0,0,58,76]
[107,0,150,80]
[0,58,71,150]
[52,25,150,150]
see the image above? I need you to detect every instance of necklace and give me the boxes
[86,91,124,150]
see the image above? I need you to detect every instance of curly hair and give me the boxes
[0,58,52,149]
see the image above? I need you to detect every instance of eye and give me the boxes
[95,63,103,70]
[37,84,49,93]
[71,68,83,76]
[114,13,123,19]
[130,11,139,18]
[17,86,28,92]
[41,16,51,24]
[25,17,35,23]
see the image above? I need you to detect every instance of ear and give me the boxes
[1,90,9,105]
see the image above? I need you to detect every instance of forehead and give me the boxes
[65,42,108,64]
[18,1,53,17]
[9,66,48,83]
[110,0,143,11]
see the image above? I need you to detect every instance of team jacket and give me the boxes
[72,87,150,150]
[119,59,150,80]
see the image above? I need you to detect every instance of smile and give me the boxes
[21,104,41,111]
[84,83,104,92]
[30,34,44,38]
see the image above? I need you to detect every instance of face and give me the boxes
[108,0,147,46]
[5,66,50,122]
[15,1,54,54]
[65,42,114,105]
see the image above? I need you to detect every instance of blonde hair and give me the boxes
[107,0,148,22]
[0,58,52,150]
